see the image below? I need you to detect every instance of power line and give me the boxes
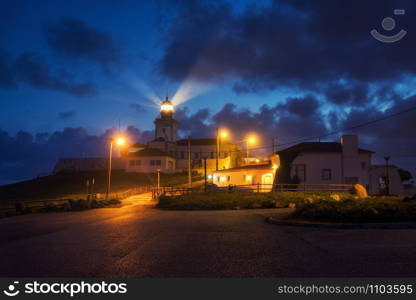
[179,104,416,155]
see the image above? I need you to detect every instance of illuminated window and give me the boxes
[245,175,253,183]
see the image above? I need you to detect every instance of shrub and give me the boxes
[157,191,352,210]
[291,197,415,223]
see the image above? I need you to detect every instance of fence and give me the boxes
[152,183,354,200]
[0,185,153,216]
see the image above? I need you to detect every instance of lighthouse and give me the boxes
[154,97,178,142]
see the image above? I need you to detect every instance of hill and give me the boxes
[0,171,199,202]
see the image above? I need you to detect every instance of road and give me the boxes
[0,193,416,277]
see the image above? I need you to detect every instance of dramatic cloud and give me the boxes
[129,103,146,113]
[159,0,416,105]
[45,17,121,66]
[0,50,17,88]
[58,111,76,120]
[0,50,98,96]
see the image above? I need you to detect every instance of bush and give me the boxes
[156,191,352,210]
[291,196,415,223]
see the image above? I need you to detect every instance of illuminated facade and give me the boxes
[126,98,244,173]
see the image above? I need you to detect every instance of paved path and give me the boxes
[0,193,416,277]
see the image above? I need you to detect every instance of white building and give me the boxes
[277,135,373,188]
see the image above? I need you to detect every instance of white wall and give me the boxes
[125,156,176,173]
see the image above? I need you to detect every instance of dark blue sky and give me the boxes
[0,0,415,184]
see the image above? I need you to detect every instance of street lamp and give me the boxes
[216,128,229,171]
[106,136,126,200]
[245,135,257,158]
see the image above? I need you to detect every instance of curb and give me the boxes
[265,217,416,230]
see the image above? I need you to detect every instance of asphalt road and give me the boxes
[0,193,416,277]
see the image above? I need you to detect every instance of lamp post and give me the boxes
[216,128,228,171]
[106,136,125,200]
[245,135,256,158]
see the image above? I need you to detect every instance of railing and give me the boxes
[0,185,153,216]
[152,183,354,200]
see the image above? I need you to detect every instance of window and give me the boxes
[150,160,155,166]
[155,160,161,166]
[129,160,135,166]
[361,162,367,170]
[291,164,306,181]
[136,160,141,166]
[224,152,228,158]
[194,153,199,159]
[245,175,253,183]
[180,151,185,159]
[168,161,173,169]
[210,152,214,159]
[321,169,331,180]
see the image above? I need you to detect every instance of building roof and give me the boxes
[176,138,217,146]
[127,148,173,158]
[130,142,147,148]
[277,142,374,154]
[176,138,236,146]
[213,163,273,173]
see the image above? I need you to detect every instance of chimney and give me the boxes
[341,135,358,156]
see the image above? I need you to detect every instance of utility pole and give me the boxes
[91,177,95,198]
[86,179,90,200]
[188,136,192,188]
[216,128,219,171]
[384,156,390,195]
[272,137,277,153]
[204,157,207,193]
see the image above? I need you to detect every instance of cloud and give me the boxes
[0,50,17,88]
[129,103,146,113]
[0,126,153,185]
[58,111,76,120]
[14,52,98,96]
[44,17,121,66]
[158,0,416,104]
[0,49,98,96]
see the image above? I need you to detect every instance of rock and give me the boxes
[304,197,315,204]
[330,194,341,201]
[352,184,368,199]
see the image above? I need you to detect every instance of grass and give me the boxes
[157,191,352,210]
[291,196,416,223]
[157,191,416,223]
[0,171,201,202]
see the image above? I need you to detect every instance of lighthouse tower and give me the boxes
[154,97,178,142]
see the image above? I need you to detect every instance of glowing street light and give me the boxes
[216,128,229,171]
[245,134,257,158]
[106,135,127,200]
